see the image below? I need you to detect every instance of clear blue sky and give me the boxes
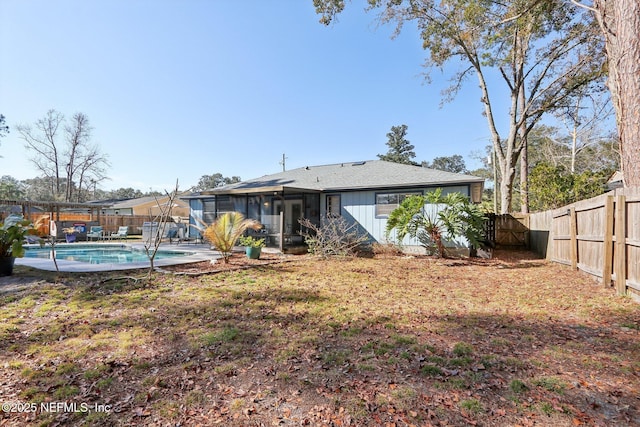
[1,0,497,193]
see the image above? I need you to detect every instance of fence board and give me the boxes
[529,210,552,258]
[615,195,627,296]
[603,196,614,287]
[527,187,640,301]
[570,208,578,271]
[495,214,529,247]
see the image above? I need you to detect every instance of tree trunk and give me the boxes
[519,83,529,213]
[500,162,517,214]
[594,0,640,186]
[520,138,529,213]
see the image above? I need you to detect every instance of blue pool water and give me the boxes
[24,244,191,265]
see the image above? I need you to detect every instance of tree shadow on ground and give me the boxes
[2,255,639,427]
[5,285,638,426]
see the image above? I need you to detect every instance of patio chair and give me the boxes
[110,226,129,240]
[86,226,104,241]
[166,228,180,244]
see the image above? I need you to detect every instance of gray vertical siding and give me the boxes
[336,185,471,245]
[190,185,472,246]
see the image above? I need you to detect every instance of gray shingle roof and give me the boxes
[109,196,164,209]
[202,160,484,195]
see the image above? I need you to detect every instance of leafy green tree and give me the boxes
[0,176,26,200]
[377,124,417,165]
[106,188,145,200]
[315,0,605,214]
[423,155,468,173]
[193,173,241,192]
[528,163,610,211]
[202,212,261,263]
[385,189,487,257]
[21,177,58,201]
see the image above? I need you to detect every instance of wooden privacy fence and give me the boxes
[494,213,529,247]
[529,187,640,300]
[100,215,150,235]
[24,214,157,236]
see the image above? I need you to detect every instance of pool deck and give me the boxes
[15,242,222,273]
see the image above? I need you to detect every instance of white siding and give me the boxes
[188,199,203,238]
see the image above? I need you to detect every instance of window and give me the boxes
[375,192,421,217]
[326,195,341,217]
[216,196,233,216]
[203,200,216,224]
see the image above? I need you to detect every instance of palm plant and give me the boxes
[385,189,487,257]
[202,212,262,263]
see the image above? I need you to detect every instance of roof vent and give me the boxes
[352,161,366,166]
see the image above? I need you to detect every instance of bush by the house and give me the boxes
[299,216,369,258]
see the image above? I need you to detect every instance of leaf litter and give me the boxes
[0,249,638,426]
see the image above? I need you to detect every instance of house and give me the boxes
[606,171,624,191]
[184,160,485,250]
[101,195,190,218]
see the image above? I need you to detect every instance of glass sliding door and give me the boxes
[274,199,303,240]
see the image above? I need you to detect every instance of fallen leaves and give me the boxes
[1,250,639,426]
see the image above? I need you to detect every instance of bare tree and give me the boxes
[144,180,180,277]
[16,110,65,198]
[315,0,606,213]
[526,124,619,172]
[16,110,109,202]
[555,90,614,173]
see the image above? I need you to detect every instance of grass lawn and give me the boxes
[0,250,638,426]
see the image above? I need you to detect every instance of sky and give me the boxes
[1,0,500,193]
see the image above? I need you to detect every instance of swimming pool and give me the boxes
[17,243,216,272]
[24,244,189,264]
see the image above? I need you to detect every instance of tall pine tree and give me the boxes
[377,124,417,165]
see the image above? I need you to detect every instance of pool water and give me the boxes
[24,244,190,265]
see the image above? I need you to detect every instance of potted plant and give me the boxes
[0,215,39,276]
[238,235,266,259]
[62,226,77,243]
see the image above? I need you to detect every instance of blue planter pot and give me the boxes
[245,247,262,260]
[65,234,76,243]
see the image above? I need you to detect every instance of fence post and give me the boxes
[614,195,627,296]
[603,196,614,287]
[569,207,578,271]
